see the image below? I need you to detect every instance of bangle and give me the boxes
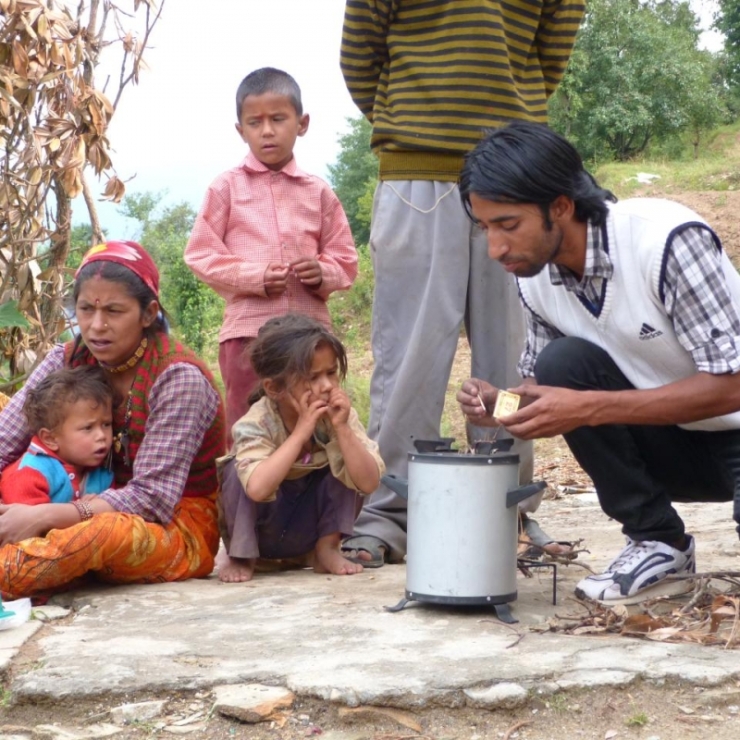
[72,500,94,522]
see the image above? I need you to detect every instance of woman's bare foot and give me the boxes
[215,549,255,583]
[314,533,364,575]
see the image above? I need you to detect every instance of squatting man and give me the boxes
[456,121,740,605]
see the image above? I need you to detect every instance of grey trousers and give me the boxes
[355,180,534,561]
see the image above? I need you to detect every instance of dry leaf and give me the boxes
[338,706,422,733]
[572,625,609,635]
[12,39,29,74]
[642,627,684,641]
[621,614,669,635]
[100,175,126,203]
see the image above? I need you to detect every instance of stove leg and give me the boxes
[493,603,518,624]
[384,597,410,613]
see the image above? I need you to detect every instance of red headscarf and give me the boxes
[76,241,160,297]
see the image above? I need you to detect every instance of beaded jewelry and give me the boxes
[98,337,148,375]
[113,390,134,466]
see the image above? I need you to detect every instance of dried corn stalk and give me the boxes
[0,0,164,389]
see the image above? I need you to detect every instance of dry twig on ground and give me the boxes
[536,575,740,648]
[503,719,533,740]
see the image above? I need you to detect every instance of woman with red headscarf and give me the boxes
[0,241,225,599]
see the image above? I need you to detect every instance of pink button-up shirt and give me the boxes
[185,153,357,342]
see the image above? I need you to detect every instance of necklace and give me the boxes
[112,390,134,467]
[99,337,148,374]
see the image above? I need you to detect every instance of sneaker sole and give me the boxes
[575,576,695,606]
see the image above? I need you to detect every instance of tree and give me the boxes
[0,0,164,389]
[327,116,377,246]
[120,192,223,357]
[715,0,740,88]
[549,0,727,161]
[685,52,728,157]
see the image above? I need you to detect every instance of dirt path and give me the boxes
[1,673,739,738]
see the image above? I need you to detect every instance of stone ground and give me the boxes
[1,494,739,740]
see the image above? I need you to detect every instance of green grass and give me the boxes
[595,121,740,199]
[625,711,649,727]
[329,244,374,351]
[345,373,371,428]
[545,693,569,713]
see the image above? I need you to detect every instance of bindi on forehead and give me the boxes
[77,278,132,302]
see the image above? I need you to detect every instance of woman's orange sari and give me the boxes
[0,494,219,600]
[0,334,225,600]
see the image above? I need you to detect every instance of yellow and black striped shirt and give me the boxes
[340,0,584,180]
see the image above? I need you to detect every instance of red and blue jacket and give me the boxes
[0,436,113,505]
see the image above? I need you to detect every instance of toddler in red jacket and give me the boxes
[0,366,114,505]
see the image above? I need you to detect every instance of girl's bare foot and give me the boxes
[314,533,364,575]
[215,549,255,583]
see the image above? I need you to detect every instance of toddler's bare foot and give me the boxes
[216,549,255,583]
[314,533,364,575]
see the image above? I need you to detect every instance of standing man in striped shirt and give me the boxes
[340,1,585,565]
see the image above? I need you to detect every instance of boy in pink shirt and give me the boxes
[185,68,357,443]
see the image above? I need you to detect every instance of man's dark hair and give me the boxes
[236,67,303,119]
[459,121,616,227]
[24,366,115,433]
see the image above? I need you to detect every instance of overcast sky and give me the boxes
[81,0,724,237]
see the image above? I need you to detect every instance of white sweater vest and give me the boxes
[518,199,740,431]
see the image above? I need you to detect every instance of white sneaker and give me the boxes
[575,535,695,605]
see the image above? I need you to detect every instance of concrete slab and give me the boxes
[4,496,740,706]
[0,620,42,676]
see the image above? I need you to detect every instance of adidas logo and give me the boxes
[639,323,663,340]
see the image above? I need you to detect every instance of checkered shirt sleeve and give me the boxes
[517,302,565,379]
[662,226,740,374]
[517,224,740,379]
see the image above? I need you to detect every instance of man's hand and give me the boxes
[498,384,589,439]
[290,256,323,287]
[457,378,499,428]
[264,262,289,297]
